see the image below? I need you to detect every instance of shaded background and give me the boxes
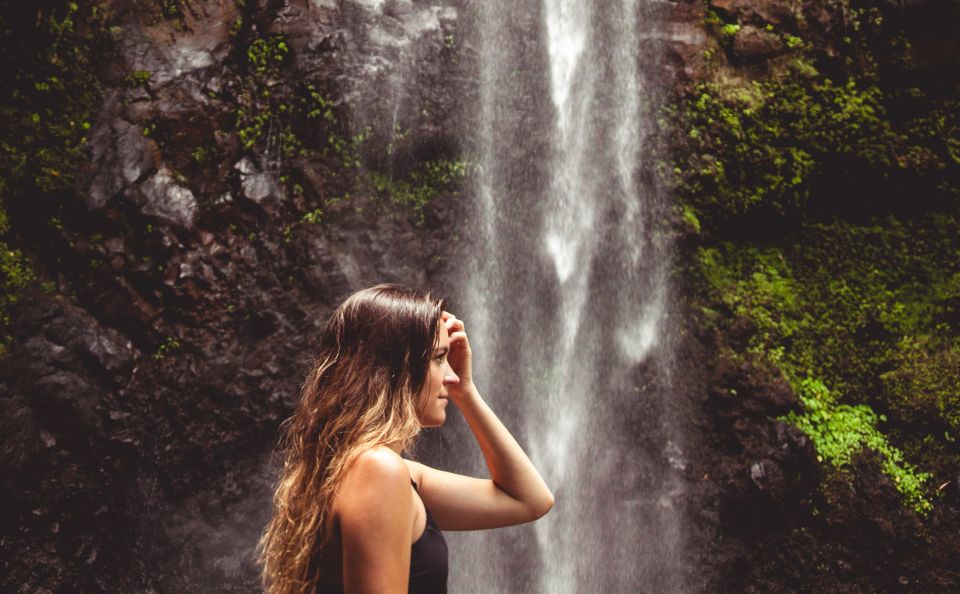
[1,0,959,592]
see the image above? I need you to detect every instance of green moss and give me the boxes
[0,3,110,354]
[366,159,474,222]
[720,23,741,38]
[693,213,960,514]
[123,69,152,88]
[677,0,960,518]
[681,205,702,234]
[668,76,901,224]
[880,336,960,435]
[783,378,932,513]
[247,36,289,75]
[667,73,960,232]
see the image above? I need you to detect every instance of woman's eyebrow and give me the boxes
[434,346,449,355]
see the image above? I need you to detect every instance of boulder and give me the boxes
[132,168,199,229]
[732,25,786,61]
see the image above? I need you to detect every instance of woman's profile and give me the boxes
[257,284,554,594]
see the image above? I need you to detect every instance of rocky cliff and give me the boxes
[660,0,960,590]
[1,1,470,591]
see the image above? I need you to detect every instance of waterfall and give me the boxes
[444,0,687,591]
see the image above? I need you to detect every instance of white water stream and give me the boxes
[444,0,688,591]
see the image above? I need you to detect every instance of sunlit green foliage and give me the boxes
[247,36,289,75]
[670,76,896,225]
[784,378,932,513]
[693,212,960,513]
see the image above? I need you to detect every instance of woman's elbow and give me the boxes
[529,490,555,521]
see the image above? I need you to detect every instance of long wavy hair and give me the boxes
[257,284,443,594]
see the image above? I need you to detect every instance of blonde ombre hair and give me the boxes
[257,284,443,594]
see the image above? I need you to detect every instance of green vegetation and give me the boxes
[0,202,34,355]
[235,35,295,153]
[366,159,474,222]
[677,2,960,514]
[301,207,324,224]
[0,3,110,356]
[247,36,288,74]
[0,3,106,195]
[152,336,182,360]
[233,35,342,168]
[784,378,931,512]
[670,71,958,228]
[669,77,896,225]
[720,23,741,38]
[231,31,468,225]
[692,212,960,513]
[123,69,152,88]
[784,34,804,50]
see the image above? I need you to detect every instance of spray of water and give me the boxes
[447,0,687,591]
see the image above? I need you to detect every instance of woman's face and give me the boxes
[417,322,459,427]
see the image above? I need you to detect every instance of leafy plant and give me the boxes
[783,378,932,513]
[152,336,182,360]
[123,69,152,88]
[366,159,474,222]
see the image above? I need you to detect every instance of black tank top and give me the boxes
[315,480,448,594]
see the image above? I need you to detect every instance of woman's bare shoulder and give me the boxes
[338,446,411,505]
[354,446,408,476]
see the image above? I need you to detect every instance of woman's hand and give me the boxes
[441,311,474,398]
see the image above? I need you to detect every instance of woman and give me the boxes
[258,284,554,594]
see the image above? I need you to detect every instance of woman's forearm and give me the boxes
[455,383,554,518]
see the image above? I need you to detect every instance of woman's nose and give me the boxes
[443,364,459,385]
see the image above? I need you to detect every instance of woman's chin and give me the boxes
[420,411,446,428]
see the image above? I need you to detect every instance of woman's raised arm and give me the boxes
[408,313,554,530]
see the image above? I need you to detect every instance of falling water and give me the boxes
[444,0,687,591]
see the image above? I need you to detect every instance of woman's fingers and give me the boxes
[442,311,465,333]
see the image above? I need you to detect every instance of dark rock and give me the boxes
[732,25,786,61]
[87,98,159,210]
[709,358,798,418]
[749,458,786,503]
[0,390,39,483]
[711,0,799,27]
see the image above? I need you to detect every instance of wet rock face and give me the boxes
[274,0,466,167]
[731,25,786,61]
[2,0,468,592]
[703,359,819,530]
[678,291,960,592]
